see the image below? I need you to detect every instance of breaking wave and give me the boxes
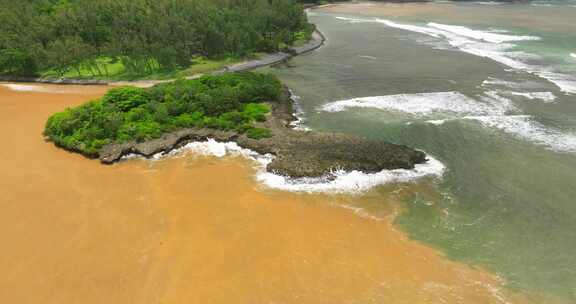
[288,90,311,131]
[321,91,576,153]
[335,17,576,94]
[466,115,576,153]
[321,91,513,117]
[257,157,445,193]
[509,91,556,103]
[126,139,445,194]
[481,78,545,90]
[427,22,540,44]
[358,55,379,60]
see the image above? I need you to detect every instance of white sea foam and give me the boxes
[488,28,511,34]
[465,115,576,153]
[0,83,99,94]
[2,83,68,93]
[375,19,449,40]
[358,55,378,60]
[509,91,556,103]
[126,139,445,194]
[288,90,311,131]
[170,140,241,158]
[320,91,511,117]
[335,16,374,24]
[474,1,505,5]
[481,90,516,110]
[424,114,576,152]
[335,17,576,94]
[410,36,452,50]
[425,119,450,125]
[427,22,540,44]
[482,78,522,89]
[481,78,544,90]
[256,156,446,193]
[571,53,576,59]
[536,72,576,94]
[321,90,576,153]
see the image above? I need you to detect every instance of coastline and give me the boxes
[0,76,548,304]
[2,3,573,303]
[34,5,428,181]
[30,8,428,180]
[0,30,325,88]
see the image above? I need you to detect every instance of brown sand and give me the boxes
[0,83,542,303]
[317,1,576,32]
[317,2,446,17]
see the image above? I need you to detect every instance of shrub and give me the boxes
[246,128,273,140]
[173,112,204,128]
[44,72,282,155]
[117,121,162,142]
[243,103,270,122]
[102,87,149,112]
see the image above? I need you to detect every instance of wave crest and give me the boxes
[320,91,511,117]
[335,17,576,94]
[321,91,576,153]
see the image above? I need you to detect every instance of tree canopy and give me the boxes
[0,0,312,77]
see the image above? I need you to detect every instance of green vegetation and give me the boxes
[40,56,248,81]
[0,0,313,79]
[247,128,273,140]
[298,0,360,4]
[44,72,281,156]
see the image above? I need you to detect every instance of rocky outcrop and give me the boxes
[100,89,427,178]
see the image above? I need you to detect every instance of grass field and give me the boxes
[40,56,254,81]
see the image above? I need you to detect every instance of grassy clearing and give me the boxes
[40,56,254,81]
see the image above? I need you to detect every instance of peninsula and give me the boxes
[44,72,427,178]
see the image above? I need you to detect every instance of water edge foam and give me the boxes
[335,17,576,94]
[123,139,446,194]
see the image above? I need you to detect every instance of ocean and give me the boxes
[261,1,576,301]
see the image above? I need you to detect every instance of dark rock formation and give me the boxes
[100,89,427,178]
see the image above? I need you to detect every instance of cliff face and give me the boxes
[100,89,427,179]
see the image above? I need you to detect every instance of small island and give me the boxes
[44,72,427,178]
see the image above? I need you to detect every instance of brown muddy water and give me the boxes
[0,84,543,303]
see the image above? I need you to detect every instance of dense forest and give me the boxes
[0,0,313,78]
[299,0,525,4]
[44,72,282,155]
